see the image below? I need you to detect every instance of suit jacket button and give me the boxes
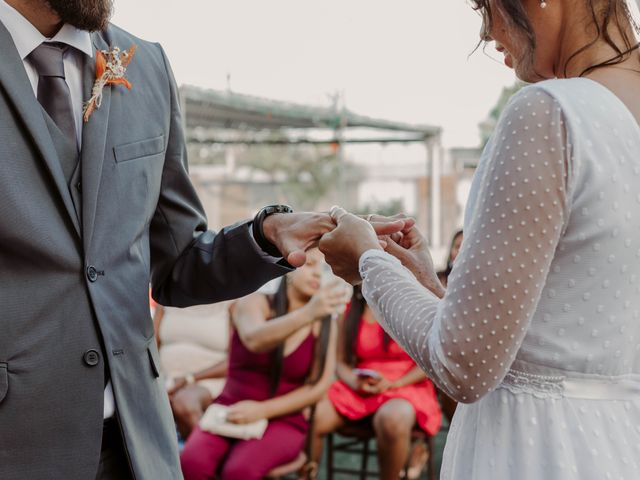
[87,266,98,282]
[83,349,100,367]
[76,181,82,192]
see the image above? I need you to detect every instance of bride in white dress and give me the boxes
[319,0,640,478]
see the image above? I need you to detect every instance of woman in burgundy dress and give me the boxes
[312,286,442,480]
[180,249,341,480]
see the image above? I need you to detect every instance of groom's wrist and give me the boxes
[252,205,293,257]
[260,215,280,254]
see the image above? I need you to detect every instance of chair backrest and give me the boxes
[159,301,232,378]
[160,301,231,352]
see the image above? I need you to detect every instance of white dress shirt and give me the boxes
[0,0,115,419]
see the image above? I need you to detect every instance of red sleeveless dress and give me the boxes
[328,318,442,436]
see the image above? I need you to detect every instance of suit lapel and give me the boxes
[81,32,111,252]
[0,21,81,236]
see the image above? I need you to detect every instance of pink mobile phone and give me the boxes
[353,368,381,380]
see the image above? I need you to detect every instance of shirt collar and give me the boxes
[0,0,93,60]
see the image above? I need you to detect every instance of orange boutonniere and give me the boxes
[82,45,137,122]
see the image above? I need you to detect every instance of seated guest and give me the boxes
[168,357,229,440]
[180,249,341,480]
[153,301,233,439]
[312,287,442,480]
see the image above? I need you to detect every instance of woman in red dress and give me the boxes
[312,286,442,479]
[180,249,342,480]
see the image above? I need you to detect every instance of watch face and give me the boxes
[265,205,293,215]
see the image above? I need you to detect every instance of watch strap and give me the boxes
[252,205,293,258]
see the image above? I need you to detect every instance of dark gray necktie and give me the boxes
[28,43,78,165]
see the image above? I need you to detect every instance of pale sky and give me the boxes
[111,0,518,148]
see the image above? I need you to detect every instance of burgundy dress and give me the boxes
[181,329,315,480]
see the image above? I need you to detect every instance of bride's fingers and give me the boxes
[394,215,416,230]
[382,232,411,251]
[370,220,405,236]
[383,236,409,259]
[329,205,349,223]
[389,232,404,243]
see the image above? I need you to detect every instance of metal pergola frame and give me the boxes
[180,85,444,247]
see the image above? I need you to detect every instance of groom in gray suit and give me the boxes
[0,0,403,478]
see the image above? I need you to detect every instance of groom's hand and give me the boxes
[263,212,335,267]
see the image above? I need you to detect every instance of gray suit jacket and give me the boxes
[0,22,289,479]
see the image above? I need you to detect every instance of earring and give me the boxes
[540,0,548,7]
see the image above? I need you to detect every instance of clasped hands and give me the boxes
[263,207,445,297]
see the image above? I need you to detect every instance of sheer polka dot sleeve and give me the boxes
[359,87,571,403]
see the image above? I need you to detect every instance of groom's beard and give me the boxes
[46,0,114,32]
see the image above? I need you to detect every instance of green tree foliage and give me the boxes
[241,143,361,211]
[355,198,406,217]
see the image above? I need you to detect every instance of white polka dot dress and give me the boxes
[358,78,640,480]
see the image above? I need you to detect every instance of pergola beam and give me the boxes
[180,85,441,139]
[187,136,429,146]
[180,85,444,248]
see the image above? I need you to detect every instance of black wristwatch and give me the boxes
[252,204,294,257]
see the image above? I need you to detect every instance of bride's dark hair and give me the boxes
[471,0,640,78]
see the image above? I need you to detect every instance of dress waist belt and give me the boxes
[499,369,640,400]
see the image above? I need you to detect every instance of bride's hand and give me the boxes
[319,207,390,284]
[383,225,446,299]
